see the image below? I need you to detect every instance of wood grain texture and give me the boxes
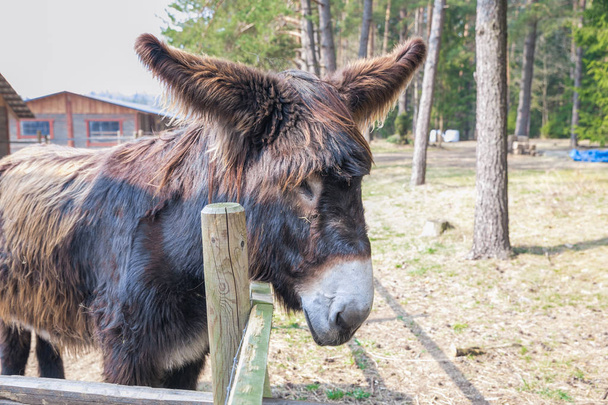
[201,203,250,405]
[0,376,329,405]
[0,376,214,404]
[226,302,273,405]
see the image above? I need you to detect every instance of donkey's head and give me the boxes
[135,34,426,346]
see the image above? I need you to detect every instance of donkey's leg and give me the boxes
[0,320,31,376]
[101,348,163,387]
[35,336,64,378]
[99,327,163,388]
[161,356,206,390]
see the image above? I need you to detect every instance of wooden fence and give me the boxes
[0,203,324,405]
[87,129,157,145]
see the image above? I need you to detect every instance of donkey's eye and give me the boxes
[299,180,314,199]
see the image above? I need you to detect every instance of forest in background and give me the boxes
[161,0,608,146]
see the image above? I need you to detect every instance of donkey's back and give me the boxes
[0,145,107,347]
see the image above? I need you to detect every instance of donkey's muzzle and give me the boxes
[300,258,374,346]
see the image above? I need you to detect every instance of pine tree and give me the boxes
[469,0,511,260]
[410,0,445,186]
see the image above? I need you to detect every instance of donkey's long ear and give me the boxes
[328,38,426,129]
[135,34,286,137]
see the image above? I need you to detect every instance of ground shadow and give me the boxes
[347,338,414,404]
[514,236,608,256]
[374,277,490,405]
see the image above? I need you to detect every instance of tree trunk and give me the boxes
[397,7,408,116]
[426,0,433,41]
[439,114,444,146]
[514,8,538,137]
[411,7,424,135]
[318,0,337,74]
[469,0,511,260]
[541,37,548,133]
[301,0,320,75]
[410,0,445,186]
[506,7,519,112]
[571,0,586,148]
[359,0,373,58]
[382,0,392,54]
[368,20,375,57]
[570,0,578,80]
[412,7,424,135]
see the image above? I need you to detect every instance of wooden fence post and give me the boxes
[201,203,250,405]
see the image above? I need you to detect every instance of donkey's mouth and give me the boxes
[303,309,352,347]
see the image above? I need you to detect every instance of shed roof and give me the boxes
[0,73,35,119]
[26,91,175,118]
[81,93,168,116]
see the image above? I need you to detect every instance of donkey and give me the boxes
[0,34,426,388]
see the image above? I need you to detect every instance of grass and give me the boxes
[326,389,345,400]
[452,323,469,333]
[347,388,372,399]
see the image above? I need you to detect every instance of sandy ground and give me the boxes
[17,139,608,404]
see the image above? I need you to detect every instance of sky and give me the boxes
[1,0,175,100]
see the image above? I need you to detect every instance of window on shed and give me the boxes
[21,120,51,137]
[88,121,120,138]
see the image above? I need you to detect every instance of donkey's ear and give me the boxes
[135,34,286,137]
[328,38,426,129]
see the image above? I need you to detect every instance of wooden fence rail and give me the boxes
[227,282,274,405]
[0,376,323,405]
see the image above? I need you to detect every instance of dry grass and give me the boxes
[24,139,608,404]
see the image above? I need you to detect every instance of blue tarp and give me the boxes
[569,149,608,162]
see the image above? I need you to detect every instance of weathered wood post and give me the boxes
[201,203,250,405]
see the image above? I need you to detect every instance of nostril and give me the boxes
[330,303,346,328]
[334,305,370,331]
[335,311,346,328]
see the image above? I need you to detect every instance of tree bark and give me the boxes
[426,0,433,41]
[318,0,337,74]
[570,0,586,148]
[359,0,374,58]
[315,22,322,70]
[514,5,538,137]
[506,7,519,111]
[397,7,408,116]
[410,0,445,186]
[468,0,511,260]
[412,7,424,134]
[541,37,549,132]
[301,0,320,76]
[368,20,375,57]
[382,0,392,54]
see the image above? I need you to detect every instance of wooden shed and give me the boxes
[0,73,35,157]
[9,91,173,148]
